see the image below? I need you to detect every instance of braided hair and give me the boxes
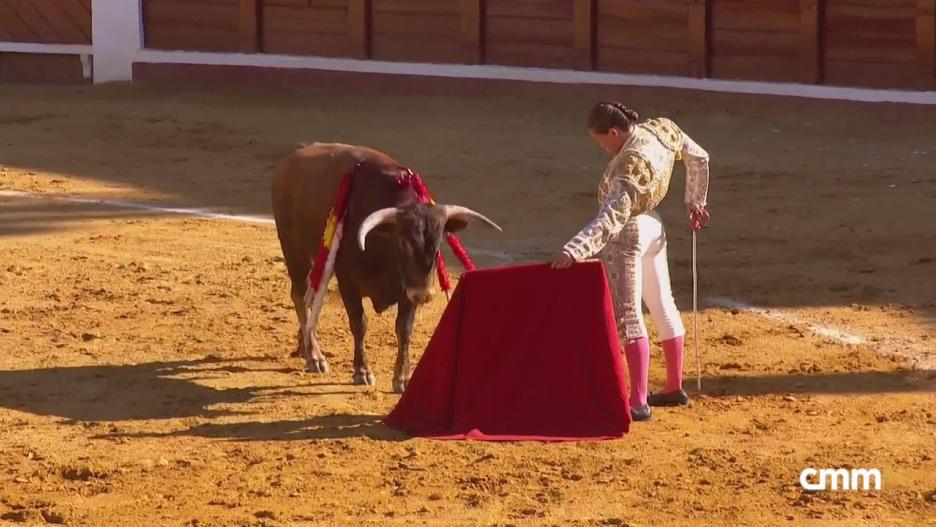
[587,101,640,134]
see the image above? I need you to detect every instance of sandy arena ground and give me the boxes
[0,81,935,526]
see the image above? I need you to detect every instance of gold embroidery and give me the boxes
[563,118,709,261]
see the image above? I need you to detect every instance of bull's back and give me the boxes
[271,142,396,248]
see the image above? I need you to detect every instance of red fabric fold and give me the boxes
[384,261,631,441]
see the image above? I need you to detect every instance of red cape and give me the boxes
[385,262,631,441]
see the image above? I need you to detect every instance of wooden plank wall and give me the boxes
[483,0,578,69]
[710,0,802,82]
[144,0,241,52]
[261,0,367,59]
[137,0,936,91]
[0,0,92,44]
[0,53,86,84]
[825,0,921,89]
[596,0,693,76]
[372,0,464,63]
[0,1,91,84]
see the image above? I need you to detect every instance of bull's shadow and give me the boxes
[0,356,289,422]
[104,413,407,442]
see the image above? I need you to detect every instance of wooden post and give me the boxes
[918,0,936,89]
[688,0,709,78]
[238,0,260,53]
[349,0,371,59]
[799,0,822,84]
[460,0,483,64]
[573,0,595,71]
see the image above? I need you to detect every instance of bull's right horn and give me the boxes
[358,207,399,251]
[442,205,504,232]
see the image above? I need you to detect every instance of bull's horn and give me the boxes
[358,207,399,251]
[442,205,503,232]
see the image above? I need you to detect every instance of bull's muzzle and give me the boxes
[406,288,434,305]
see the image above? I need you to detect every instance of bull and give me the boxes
[271,143,501,393]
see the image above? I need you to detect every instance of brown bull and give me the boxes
[271,143,501,393]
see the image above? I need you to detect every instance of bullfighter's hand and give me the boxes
[551,251,575,269]
[688,204,710,232]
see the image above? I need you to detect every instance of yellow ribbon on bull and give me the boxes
[322,210,339,248]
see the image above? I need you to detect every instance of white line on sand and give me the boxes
[707,296,865,346]
[0,189,275,225]
[710,297,935,368]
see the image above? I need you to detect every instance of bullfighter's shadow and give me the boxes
[698,370,935,396]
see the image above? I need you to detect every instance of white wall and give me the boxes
[90,0,143,83]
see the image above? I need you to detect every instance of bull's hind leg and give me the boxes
[393,297,416,394]
[289,283,307,358]
[291,281,330,373]
[278,232,329,373]
[338,281,375,386]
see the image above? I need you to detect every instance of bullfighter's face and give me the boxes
[588,127,629,156]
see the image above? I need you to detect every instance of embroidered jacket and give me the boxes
[563,118,709,261]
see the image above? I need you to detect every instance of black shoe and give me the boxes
[630,404,652,422]
[648,389,690,407]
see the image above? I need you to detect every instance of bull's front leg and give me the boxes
[339,283,375,386]
[393,297,417,394]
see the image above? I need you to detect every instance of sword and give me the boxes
[692,228,701,392]
[690,208,709,393]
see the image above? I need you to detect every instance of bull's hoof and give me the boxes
[305,357,330,374]
[352,371,376,386]
[392,377,408,394]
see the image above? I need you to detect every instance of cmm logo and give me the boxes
[800,468,882,491]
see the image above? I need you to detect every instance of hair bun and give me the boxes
[609,101,638,122]
[588,101,640,133]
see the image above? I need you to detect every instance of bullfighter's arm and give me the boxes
[680,133,709,210]
[562,157,646,261]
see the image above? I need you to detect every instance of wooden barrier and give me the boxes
[144,0,240,52]
[483,0,577,69]
[137,0,936,90]
[372,0,463,63]
[709,0,802,82]
[0,0,90,83]
[824,0,920,89]
[596,0,693,76]
[0,0,91,44]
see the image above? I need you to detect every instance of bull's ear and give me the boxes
[441,205,503,233]
[444,217,471,233]
[368,224,394,238]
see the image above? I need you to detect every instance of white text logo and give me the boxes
[800,468,881,491]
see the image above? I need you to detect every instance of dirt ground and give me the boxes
[0,80,935,526]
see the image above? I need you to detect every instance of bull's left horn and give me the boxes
[442,205,503,232]
[358,207,399,251]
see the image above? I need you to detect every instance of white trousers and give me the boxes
[600,211,685,341]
